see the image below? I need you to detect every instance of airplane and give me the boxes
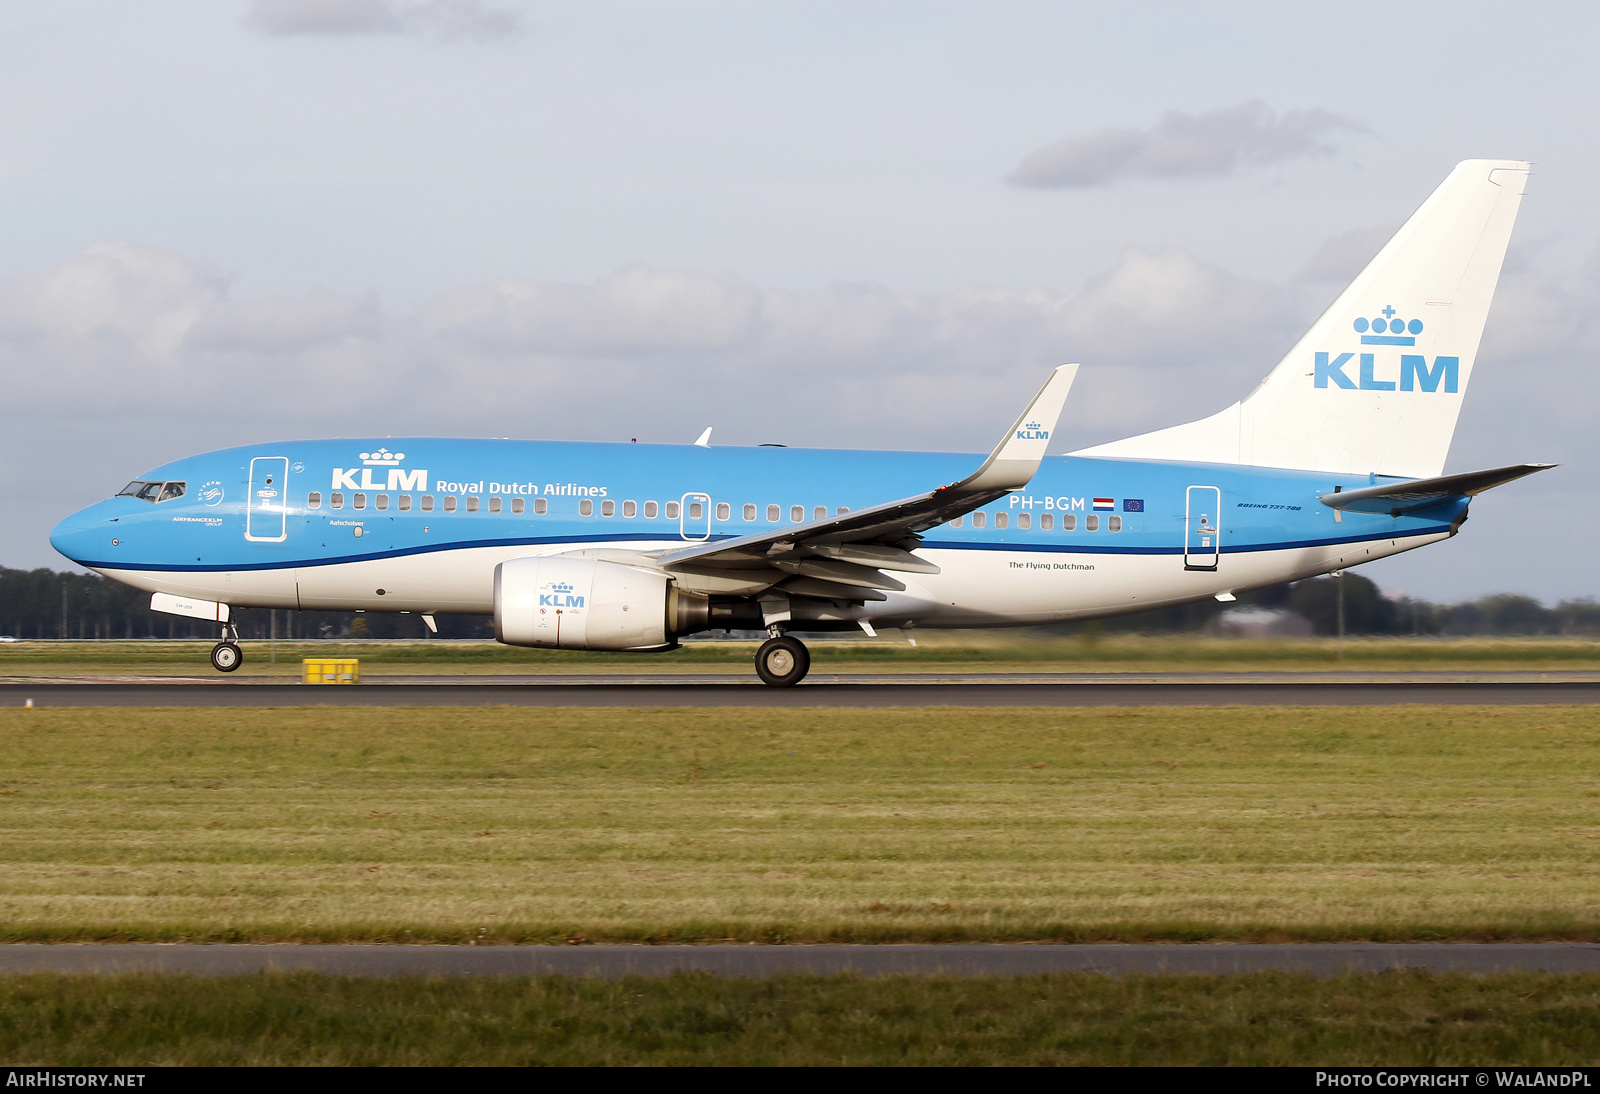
[50,159,1548,685]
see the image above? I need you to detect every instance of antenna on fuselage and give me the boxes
[693,427,713,448]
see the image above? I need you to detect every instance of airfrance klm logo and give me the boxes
[1315,305,1458,393]
[1016,420,1050,441]
[540,582,585,608]
[333,448,429,492]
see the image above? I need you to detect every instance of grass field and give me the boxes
[5,634,1600,677]
[4,970,1599,1065]
[1,704,1597,943]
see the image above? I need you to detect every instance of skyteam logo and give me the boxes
[333,448,428,492]
[1016,420,1049,441]
[540,581,585,608]
[1315,304,1458,394]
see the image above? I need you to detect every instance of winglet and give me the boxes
[693,427,713,448]
[947,364,1078,495]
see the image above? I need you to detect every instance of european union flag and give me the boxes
[1123,499,1144,512]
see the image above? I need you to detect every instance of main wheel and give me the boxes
[754,635,809,687]
[210,642,243,672]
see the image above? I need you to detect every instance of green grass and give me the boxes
[5,634,1600,677]
[1,705,1598,943]
[2,970,1598,1065]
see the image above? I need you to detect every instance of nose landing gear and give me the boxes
[754,634,809,687]
[210,620,243,673]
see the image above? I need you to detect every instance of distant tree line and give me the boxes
[0,567,492,640]
[3,565,1599,640]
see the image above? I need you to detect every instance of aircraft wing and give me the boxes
[647,365,1078,601]
[1320,462,1555,516]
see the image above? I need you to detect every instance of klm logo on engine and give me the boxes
[1315,306,1458,393]
[540,581,585,608]
[1016,420,1049,441]
[331,448,429,492]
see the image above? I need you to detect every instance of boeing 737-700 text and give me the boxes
[51,160,1548,685]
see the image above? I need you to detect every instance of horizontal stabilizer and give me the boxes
[1321,463,1554,515]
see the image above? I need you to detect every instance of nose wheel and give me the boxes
[754,635,809,687]
[210,641,243,673]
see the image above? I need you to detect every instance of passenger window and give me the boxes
[623,500,637,518]
[511,498,525,514]
[743,504,756,521]
[666,501,679,519]
[466,496,480,513]
[443,496,457,512]
[972,512,986,528]
[1086,514,1099,531]
[354,493,367,510]
[534,498,547,515]
[1040,513,1053,530]
[1109,515,1122,532]
[580,499,593,516]
[949,516,962,528]
[398,495,411,511]
[716,502,730,521]
[331,492,344,509]
[790,505,803,522]
[489,497,502,513]
[376,494,389,510]
[308,492,322,509]
[689,501,703,520]
[644,501,658,519]
[1018,512,1031,529]
[421,495,434,511]
[767,504,780,522]
[995,512,1008,529]
[601,499,614,517]
[158,482,186,502]
[814,506,826,520]
[1062,514,1075,530]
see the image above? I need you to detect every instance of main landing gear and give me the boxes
[754,634,810,687]
[211,621,243,673]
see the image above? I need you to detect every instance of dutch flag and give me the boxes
[1092,498,1114,510]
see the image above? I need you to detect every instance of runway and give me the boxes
[5,675,1600,707]
[2,943,1597,978]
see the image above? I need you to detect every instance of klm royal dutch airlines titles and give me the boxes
[52,161,1550,684]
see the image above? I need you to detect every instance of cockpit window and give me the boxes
[118,481,187,503]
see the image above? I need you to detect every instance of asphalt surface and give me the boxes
[2,944,1597,978]
[6,679,1600,706]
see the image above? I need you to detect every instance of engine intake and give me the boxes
[494,556,707,651]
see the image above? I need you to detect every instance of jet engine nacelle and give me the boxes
[493,556,706,651]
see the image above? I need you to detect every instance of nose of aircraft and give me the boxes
[50,500,119,566]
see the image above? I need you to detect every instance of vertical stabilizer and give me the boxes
[1074,160,1530,478]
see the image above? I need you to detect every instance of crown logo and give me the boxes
[360,448,404,466]
[1354,306,1422,346]
[551,582,574,593]
[1025,421,1041,430]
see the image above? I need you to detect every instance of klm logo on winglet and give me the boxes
[1314,306,1457,393]
[332,449,429,492]
[1016,420,1049,441]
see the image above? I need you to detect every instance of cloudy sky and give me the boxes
[3,0,1597,603]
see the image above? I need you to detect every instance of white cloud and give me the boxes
[1008,101,1360,189]
[246,0,525,41]
[1295,224,1396,283]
